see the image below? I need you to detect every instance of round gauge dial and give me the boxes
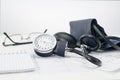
[34,34,57,53]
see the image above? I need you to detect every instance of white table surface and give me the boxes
[0,34,120,80]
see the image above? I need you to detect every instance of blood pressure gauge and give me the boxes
[33,34,57,57]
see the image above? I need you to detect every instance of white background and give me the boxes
[0,1,120,80]
[0,0,120,36]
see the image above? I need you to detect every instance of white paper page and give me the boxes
[0,46,35,74]
[83,51,120,72]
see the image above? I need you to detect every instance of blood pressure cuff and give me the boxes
[70,18,120,50]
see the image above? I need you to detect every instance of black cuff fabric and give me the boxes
[70,18,120,50]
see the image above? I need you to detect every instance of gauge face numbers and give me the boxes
[34,34,57,53]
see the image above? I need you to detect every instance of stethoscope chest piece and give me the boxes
[33,34,57,57]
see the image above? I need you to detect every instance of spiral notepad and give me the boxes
[0,49,35,74]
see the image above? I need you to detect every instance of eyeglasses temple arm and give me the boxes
[44,29,47,33]
[3,32,33,44]
[3,41,32,46]
[3,32,17,44]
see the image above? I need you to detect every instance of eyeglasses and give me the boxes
[3,29,47,47]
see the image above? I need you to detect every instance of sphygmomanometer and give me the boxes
[33,18,120,67]
[33,32,101,66]
[33,32,102,67]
